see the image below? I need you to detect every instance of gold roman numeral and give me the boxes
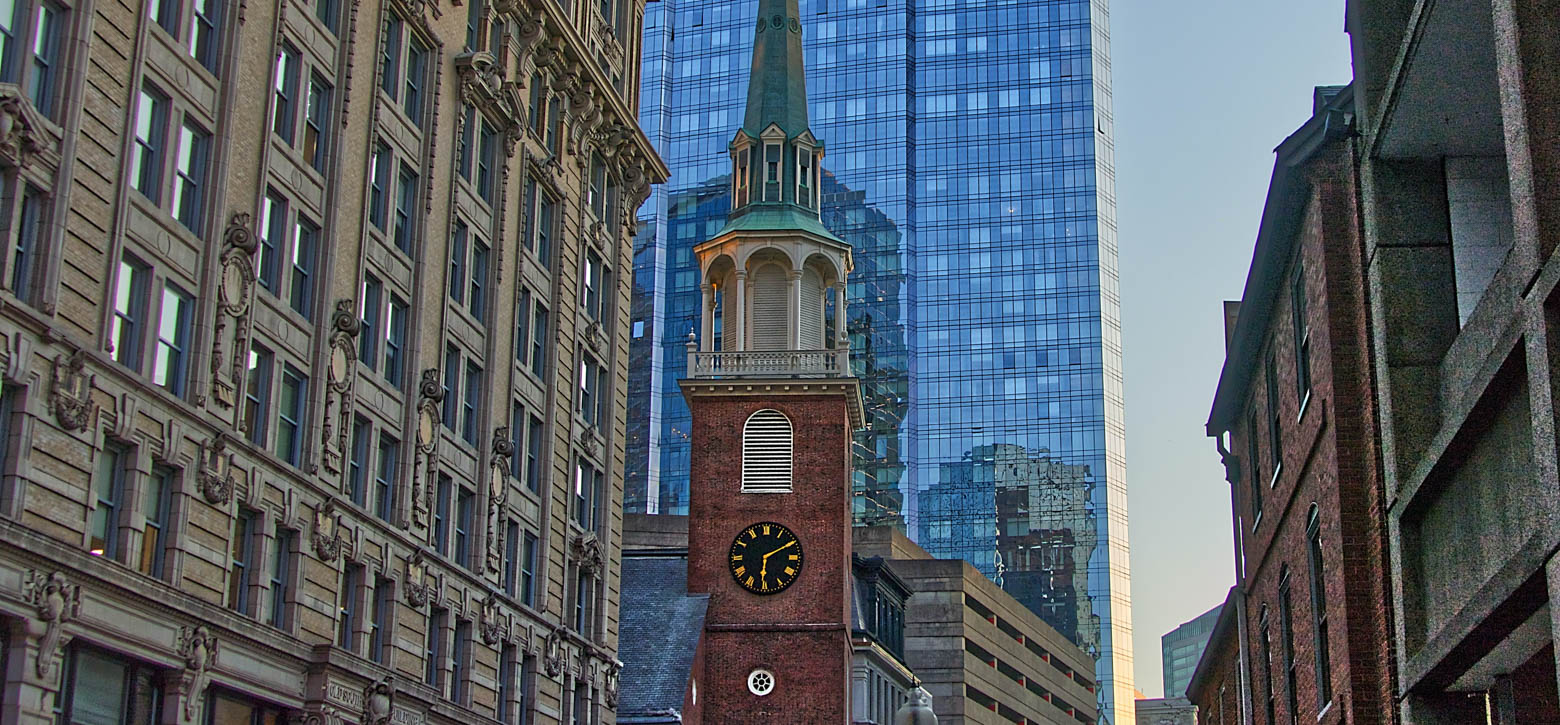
[735,566,746,577]
[762,524,771,535]
[784,566,795,576]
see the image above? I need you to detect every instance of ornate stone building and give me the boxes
[0,0,663,721]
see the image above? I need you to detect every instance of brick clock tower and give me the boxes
[680,0,862,721]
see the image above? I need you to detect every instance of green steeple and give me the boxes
[714,0,843,241]
[743,0,811,139]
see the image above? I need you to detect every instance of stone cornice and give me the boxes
[679,377,864,429]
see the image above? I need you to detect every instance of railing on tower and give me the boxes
[685,342,850,379]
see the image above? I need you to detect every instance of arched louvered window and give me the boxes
[749,264,789,350]
[742,409,792,493]
[800,267,825,349]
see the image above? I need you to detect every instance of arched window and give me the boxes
[1306,505,1333,709]
[742,409,792,493]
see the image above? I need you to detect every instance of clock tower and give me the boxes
[680,0,861,721]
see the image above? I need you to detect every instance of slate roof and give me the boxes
[619,550,709,721]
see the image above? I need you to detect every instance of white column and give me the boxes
[789,269,803,350]
[733,271,747,352]
[699,283,714,352]
[834,282,847,347]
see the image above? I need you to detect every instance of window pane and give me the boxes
[69,650,128,725]
[153,283,193,395]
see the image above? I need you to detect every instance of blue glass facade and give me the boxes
[627,0,1130,720]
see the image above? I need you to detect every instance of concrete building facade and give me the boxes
[1204,85,1396,725]
[1162,604,1221,698]
[0,0,665,721]
[1346,0,1560,720]
[855,526,1097,725]
[1134,697,1196,725]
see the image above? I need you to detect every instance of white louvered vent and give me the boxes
[750,264,789,350]
[800,268,825,349]
[742,409,793,493]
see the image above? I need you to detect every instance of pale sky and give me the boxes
[1111,0,1353,698]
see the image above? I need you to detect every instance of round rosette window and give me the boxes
[747,668,776,697]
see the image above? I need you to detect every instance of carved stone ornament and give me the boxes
[198,435,237,505]
[543,626,566,677]
[573,531,604,580]
[411,369,443,530]
[320,299,361,477]
[486,427,513,573]
[312,502,343,562]
[604,661,621,709]
[0,89,49,169]
[362,675,394,725]
[404,552,432,608]
[176,625,219,721]
[298,705,343,725]
[47,349,94,432]
[23,570,80,679]
[210,213,258,409]
[577,424,603,461]
[479,594,504,645]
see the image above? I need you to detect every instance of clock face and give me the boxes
[728,522,803,595]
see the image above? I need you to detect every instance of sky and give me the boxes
[1110,0,1354,698]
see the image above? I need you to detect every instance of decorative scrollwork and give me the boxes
[198,435,237,505]
[176,625,219,721]
[404,552,432,608]
[543,626,566,677]
[320,300,360,477]
[48,349,94,432]
[480,594,504,645]
[23,570,79,679]
[312,503,342,562]
[362,676,394,725]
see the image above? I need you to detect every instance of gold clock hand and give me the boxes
[762,540,795,559]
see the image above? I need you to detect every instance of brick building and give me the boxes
[0,0,664,721]
[1347,0,1560,719]
[1185,589,1243,725]
[1203,85,1396,725]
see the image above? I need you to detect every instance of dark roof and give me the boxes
[1186,587,1241,700]
[1207,84,1356,433]
[618,550,708,720]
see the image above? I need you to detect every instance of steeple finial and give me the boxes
[743,0,811,139]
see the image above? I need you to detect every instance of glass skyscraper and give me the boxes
[628,0,1131,720]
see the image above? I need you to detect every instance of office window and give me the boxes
[521,531,538,607]
[273,43,301,143]
[27,1,63,119]
[1266,355,1282,482]
[518,656,533,724]
[314,0,338,33]
[452,621,471,704]
[477,121,498,202]
[290,216,318,319]
[337,564,362,650]
[425,607,447,688]
[462,362,482,445]
[132,87,169,203]
[385,294,408,387]
[516,288,532,364]
[454,486,474,570]
[442,345,459,431]
[54,647,163,725]
[9,183,44,304]
[90,442,129,559]
[1280,570,1298,724]
[258,190,286,292]
[1292,264,1311,404]
[527,74,545,138]
[510,402,525,479]
[503,519,520,595]
[1307,507,1332,708]
[403,37,427,124]
[269,526,295,629]
[448,223,467,305]
[464,0,484,50]
[394,164,417,253]
[573,570,593,636]
[111,255,151,371]
[304,75,332,172]
[577,354,603,428]
[207,691,289,723]
[534,188,554,264]
[581,251,603,322]
[149,0,179,35]
[573,460,601,530]
[370,575,391,664]
[348,416,370,507]
[470,239,489,323]
[140,466,174,579]
[545,93,561,155]
[244,345,273,446]
[525,415,543,493]
[433,474,451,555]
[276,365,307,467]
[573,680,594,725]
[1246,413,1262,526]
[153,283,194,397]
[588,154,606,219]
[380,15,402,96]
[499,643,517,724]
[1260,605,1275,725]
[369,141,391,230]
[530,305,549,379]
[375,433,399,522]
[188,0,222,72]
[172,119,211,233]
[359,275,381,365]
[228,508,257,615]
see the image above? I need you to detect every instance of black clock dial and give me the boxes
[728,522,803,595]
